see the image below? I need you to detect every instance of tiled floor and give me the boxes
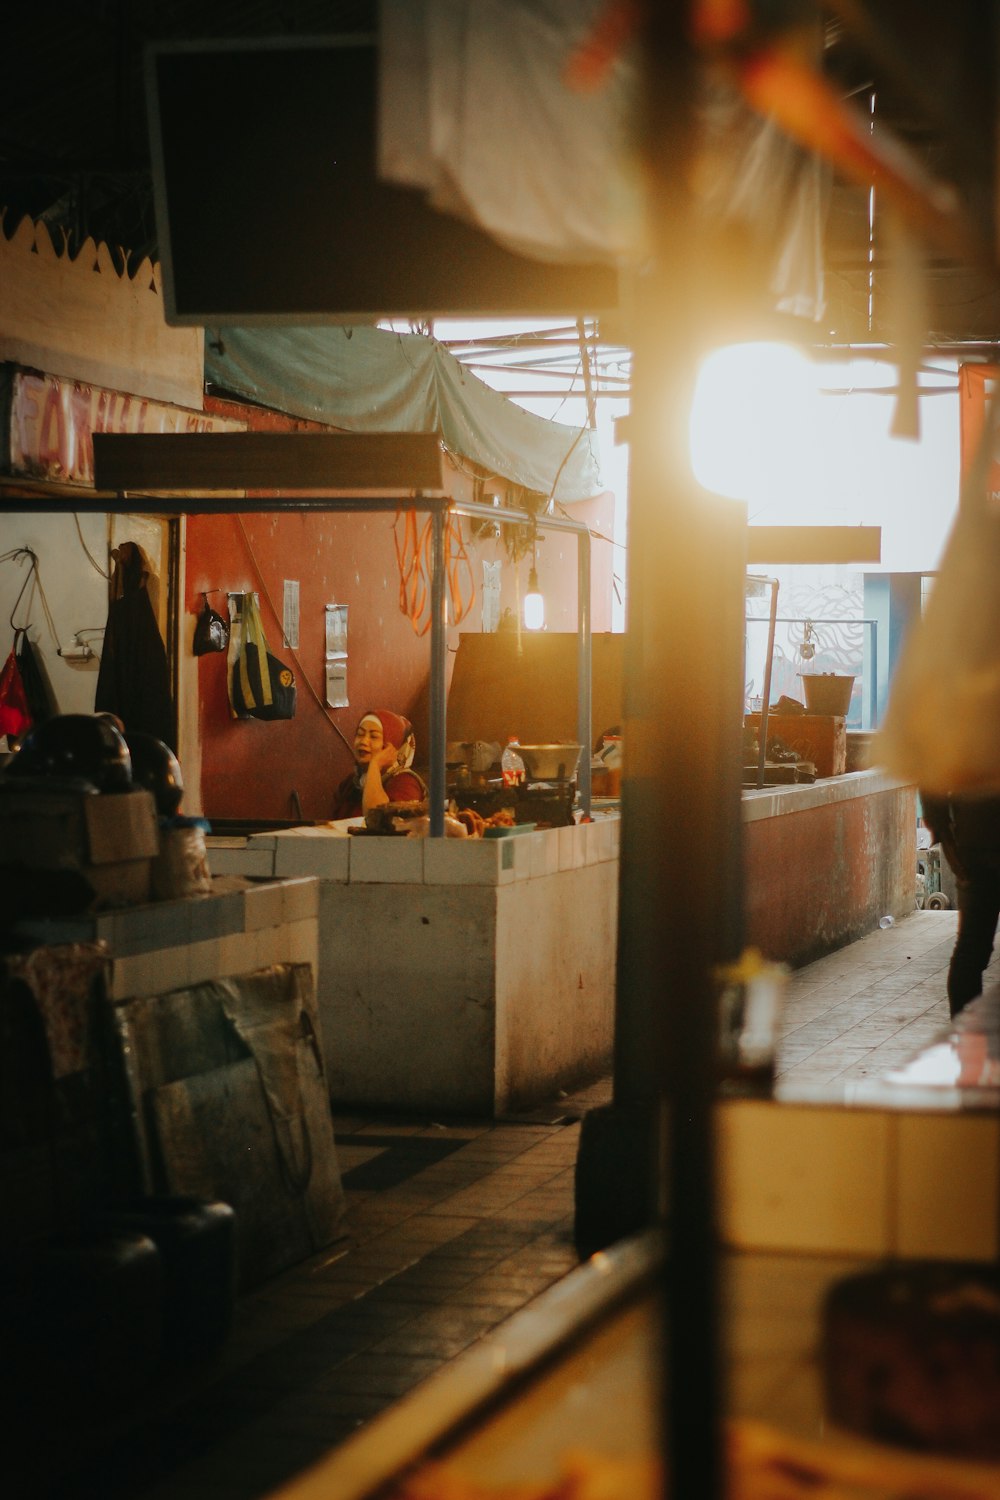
[36,1096,604,1500]
[776,908,996,1093]
[35,909,996,1500]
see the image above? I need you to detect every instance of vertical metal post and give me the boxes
[428,505,446,837]
[622,8,745,1498]
[577,318,598,431]
[577,527,593,817]
[756,578,779,789]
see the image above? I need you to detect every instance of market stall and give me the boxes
[209,817,619,1116]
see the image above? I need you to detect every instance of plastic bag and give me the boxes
[151,820,212,900]
[16,630,54,727]
[193,600,230,656]
[0,646,31,739]
[230,594,296,722]
[877,487,1000,794]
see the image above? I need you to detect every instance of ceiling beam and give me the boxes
[92,431,446,496]
[746,525,881,564]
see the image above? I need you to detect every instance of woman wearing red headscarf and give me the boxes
[331,709,426,820]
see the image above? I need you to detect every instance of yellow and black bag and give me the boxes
[231,594,296,722]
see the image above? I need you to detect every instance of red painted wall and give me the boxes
[186,397,619,820]
[744,784,917,967]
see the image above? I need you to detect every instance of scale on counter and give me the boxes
[448,744,583,830]
[449,780,577,830]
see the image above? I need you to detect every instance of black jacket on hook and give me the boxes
[95,542,176,751]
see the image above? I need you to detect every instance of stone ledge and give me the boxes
[741,768,912,823]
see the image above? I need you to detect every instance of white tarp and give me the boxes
[379,0,641,265]
[378,0,827,319]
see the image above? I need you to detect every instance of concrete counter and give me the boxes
[742,769,917,968]
[208,822,620,1117]
[10,873,319,1002]
[203,767,913,1114]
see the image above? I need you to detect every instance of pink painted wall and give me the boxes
[186,397,619,821]
[511,490,618,636]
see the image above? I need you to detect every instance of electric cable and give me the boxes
[393,508,475,637]
[234,517,355,757]
[73,514,110,578]
[1,547,61,648]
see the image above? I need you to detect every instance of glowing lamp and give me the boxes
[523,565,545,630]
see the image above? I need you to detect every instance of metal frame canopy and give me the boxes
[90,429,593,834]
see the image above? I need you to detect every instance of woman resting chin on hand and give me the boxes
[331,709,426,820]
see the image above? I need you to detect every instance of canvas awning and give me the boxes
[205,323,603,502]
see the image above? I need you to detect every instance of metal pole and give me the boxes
[428,507,446,837]
[577,318,598,430]
[577,528,593,817]
[754,577,780,790]
[450,497,590,537]
[623,8,745,1497]
[867,619,878,729]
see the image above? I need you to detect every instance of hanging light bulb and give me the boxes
[523,525,545,631]
[523,564,545,630]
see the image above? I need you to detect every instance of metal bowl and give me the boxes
[517,743,583,781]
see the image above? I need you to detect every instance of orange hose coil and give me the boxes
[393,508,476,637]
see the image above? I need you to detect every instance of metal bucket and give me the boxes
[799,674,855,716]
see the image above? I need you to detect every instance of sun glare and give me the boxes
[689,340,819,505]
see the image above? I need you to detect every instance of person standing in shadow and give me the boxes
[921,790,1000,1017]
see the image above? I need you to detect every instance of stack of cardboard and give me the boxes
[0,785,159,909]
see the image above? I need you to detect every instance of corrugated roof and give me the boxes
[2,3,998,347]
[0,1,375,269]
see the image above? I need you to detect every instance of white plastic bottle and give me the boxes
[501,737,526,787]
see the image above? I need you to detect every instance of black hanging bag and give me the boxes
[193,595,230,656]
[230,594,296,722]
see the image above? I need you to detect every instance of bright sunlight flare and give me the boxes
[689,340,820,505]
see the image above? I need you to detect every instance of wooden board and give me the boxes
[746,527,881,564]
[93,431,446,496]
[446,631,624,750]
[113,962,345,1285]
[0,217,203,409]
[149,1048,345,1290]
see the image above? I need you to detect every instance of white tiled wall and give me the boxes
[894,1112,1000,1260]
[243,879,285,932]
[719,1099,1000,1262]
[423,836,507,886]
[205,819,619,890]
[718,1102,892,1256]
[282,878,318,924]
[529,829,561,879]
[350,835,426,884]
[207,844,276,877]
[187,935,221,989]
[187,823,619,1116]
[98,876,320,1002]
[273,831,350,882]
